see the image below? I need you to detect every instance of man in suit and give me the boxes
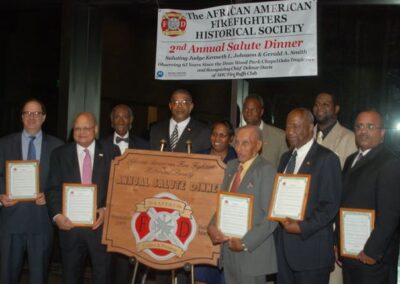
[0,98,63,284]
[313,91,357,284]
[242,94,287,168]
[150,89,210,153]
[102,104,148,284]
[275,108,342,284]
[313,92,357,168]
[338,110,400,284]
[207,125,277,284]
[46,112,119,284]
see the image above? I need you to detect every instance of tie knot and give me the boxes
[292,150,297,158]
[237,164,243,173]
[29,135,36,141]
[84,148,90,155]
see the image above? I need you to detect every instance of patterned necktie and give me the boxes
[285,150,297,174]
[316,131,324,144]
[170,124,179,151]
[116,136,129,143]
[230,165,243,192]
[27,136,36,160]
[82,149,92,184]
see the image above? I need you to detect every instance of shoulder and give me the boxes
[264,123,285,136]
[43,133,64,146]
[52,142,74,156]
[189,118,210,130]
[0,132,21,144]
[335,122,355,138]
[131,135,150,149]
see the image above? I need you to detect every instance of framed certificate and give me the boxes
[340,208,375,258]
[6,160,39,201]
[63,183,97,227]
[268,174,310,222]
[216,192,253,238]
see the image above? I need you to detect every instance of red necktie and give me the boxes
[230,165,243,192]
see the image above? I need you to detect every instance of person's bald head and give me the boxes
[73,112,98,147]
[286,108,314,149]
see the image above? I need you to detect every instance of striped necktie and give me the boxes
[170,124,179,151]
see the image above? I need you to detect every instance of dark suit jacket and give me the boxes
[46,140,119,249]
[149,118,211,153]
[101,133,149,150]
[276,141,342,271]
[0,132,63,234]
[339,144,400,265]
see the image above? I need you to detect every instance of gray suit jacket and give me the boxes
[260,122,288,168]
[218,156,278,276]
[314,121,356,168]
[0,132,63,233]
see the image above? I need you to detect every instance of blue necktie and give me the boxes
[27,136,36,160]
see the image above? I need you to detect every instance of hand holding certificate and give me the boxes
[268,174,310,222]
[6,160,39,201]
[340,208,375,258]
[216,192,253,238]
[63,184,97,227]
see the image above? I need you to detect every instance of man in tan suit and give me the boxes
[313,92,357,284]
[313,92,357,168]
[242,95,287,168]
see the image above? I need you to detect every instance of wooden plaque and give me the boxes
[268,173,310,222]
[102,149,225,270]
[6,160,39,201]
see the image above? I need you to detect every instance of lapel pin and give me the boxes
[99,153,104,157]
[187,127,192,132]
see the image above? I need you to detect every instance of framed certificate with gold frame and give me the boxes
[216,191,253,238]
[6,160,39,201]
[268,173,310,222]
[62,183,97,227]
[340,208,375,258]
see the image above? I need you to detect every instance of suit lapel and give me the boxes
[92,141,104,185]
[176,118,194,150]
[68,143,81,182]
[13,133,23,160]
[238,156,261,193]
[297,142,318,174]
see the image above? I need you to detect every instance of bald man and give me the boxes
[46,112,119,284]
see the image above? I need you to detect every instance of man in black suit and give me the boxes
[338,110,400,284]
[102,104,148,284]
[150,89,210,153]
[0,99,63,284]
[46,112,119,284]
[275,108,342,284]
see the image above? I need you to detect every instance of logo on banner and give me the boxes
[161,12,187,37]
[131,192,197,260]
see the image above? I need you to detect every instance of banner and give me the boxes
[155,0,317,80]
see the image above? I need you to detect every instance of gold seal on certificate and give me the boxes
[216,192,253,238]
[6,160,39,201]
[63,183,97,227]
[268,173,310,221]
[340,208,375,258]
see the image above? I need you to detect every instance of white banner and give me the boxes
[155,0,317,80]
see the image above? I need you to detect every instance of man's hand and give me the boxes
[228,237,245,252]
[358,251,376,265]
[0,194,18,207]
[54,214,74,230]
[93,207,106,230]
[281,218,301,234]
[207,224,228,245]
[35,192,46,205]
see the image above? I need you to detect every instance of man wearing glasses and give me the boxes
[338,110,400,284]
[150,89,211,153]
[0,99,63,284]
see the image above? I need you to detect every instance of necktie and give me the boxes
[230,165,243,192]
[27,136,36,160]
[116,136,129,143]
[170,124,179,151]
[82,149,92,184]
[285,150,297,174]
[316,131,323,144]
[352,152,363,168]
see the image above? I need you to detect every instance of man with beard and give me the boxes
[313,92,357,168]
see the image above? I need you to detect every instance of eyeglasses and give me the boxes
[170,100,192,106]
[22,111,44,118]
[73,126,94,133]
[354,123,383,131]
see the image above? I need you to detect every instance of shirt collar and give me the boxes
[22,129,43,139]
[77,140,96,154]
[294,138,314,156]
